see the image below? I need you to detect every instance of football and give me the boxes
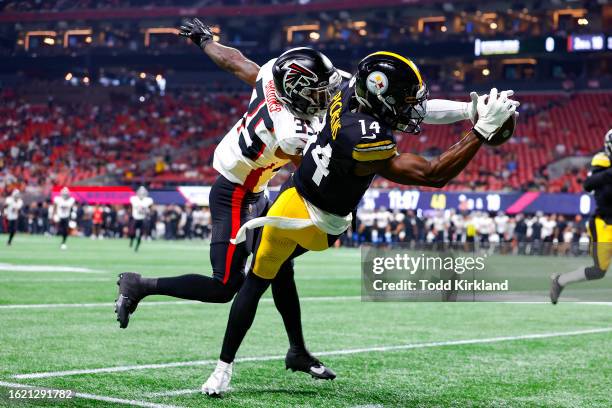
[484,114,516,146]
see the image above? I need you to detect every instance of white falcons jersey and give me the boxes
[54,196,75,219]
[130,196,153,220]
[4,197,23,220]
[213,59,323,193]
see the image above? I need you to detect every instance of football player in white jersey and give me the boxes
[53,187,75,250]
[4,189,23,246]
[116,18,507,388]
[129,186,154,252]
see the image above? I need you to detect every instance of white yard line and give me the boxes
[13,327,612,380]
[143,388,201,398]
[0,278,113,283]
[0,380,183,408]
[0,295,361,310]
[0,263,105,274]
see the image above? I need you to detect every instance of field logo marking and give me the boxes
[12,327,612,380]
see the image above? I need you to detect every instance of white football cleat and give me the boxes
[202,360,233,396]
[60,244,67,250]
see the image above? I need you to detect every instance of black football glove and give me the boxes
[179,18,213,50]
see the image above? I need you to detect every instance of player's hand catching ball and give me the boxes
[473,88,519,146]
[179,18,213,50]
[468,89,517,124]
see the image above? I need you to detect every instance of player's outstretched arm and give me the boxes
[178,18,260,87]
[584,167,612,192]
[424,90,518,125]
[378,131,483,188]
[366,88,516,188]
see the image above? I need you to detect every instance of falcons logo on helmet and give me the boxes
[281,61,319,96]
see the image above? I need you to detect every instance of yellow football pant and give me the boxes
[252,187,331,279]
[587,216,612,271]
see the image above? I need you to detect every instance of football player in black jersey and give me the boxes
[201,51,519,394]
[550,129,612,304]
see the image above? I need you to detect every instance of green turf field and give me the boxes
[0,235,611,407]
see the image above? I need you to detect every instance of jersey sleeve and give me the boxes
[273,110,311,156]
[129,196,137,206]
[350,116,397,162]
[423,99,470,125]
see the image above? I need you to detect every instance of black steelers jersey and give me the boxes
[584,152,612,221]
[294,81,397,217]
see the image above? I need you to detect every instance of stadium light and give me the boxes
[24,31,57,50]
[482,68,490,76]
[65,73,73,81]
[43,37,55,45]
[144,27,180,47]
[552,8,586,29]
[417,16,445,33]
[286,24,320,42]
[489,22,498,30]
[309,32,320,40]
[63,29,93,48]
[83,76,90,84]
[139,72,146,79]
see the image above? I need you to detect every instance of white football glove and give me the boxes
[473,88,519,141]
[202,360,233,396]
[468,89,518,124]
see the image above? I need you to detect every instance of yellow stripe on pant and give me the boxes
[587,216,612,271]
[253,187,330,279]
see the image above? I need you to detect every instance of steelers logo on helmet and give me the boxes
[366,71,389,95]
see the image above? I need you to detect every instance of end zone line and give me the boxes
[0,380,183,408]
[0,295,361,310]
[13,327,612,380]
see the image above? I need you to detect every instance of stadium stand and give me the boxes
[2,86,610,195]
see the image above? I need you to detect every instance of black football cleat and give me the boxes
[550,273,564,305]
[285,349,336,380]
[115,272,145,328]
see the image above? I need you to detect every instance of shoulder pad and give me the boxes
[591,152,611,168]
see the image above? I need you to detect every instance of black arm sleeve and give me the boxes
[584,167,612,192]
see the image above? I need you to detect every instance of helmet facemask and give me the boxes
[278,69,342,118]
[394,86,428,133]
[357,82,428,134]
[605,129,612,157]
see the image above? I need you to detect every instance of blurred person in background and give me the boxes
[4,189,23,246]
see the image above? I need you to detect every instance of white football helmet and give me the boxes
[137,186,148,198]
[61,187,70,198]
[605,129,612,157]
[11,189,20,198]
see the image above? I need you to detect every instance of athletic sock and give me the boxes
[271,266,306,352]
[135,234,142,252]
[62,235,67,244]
[8,232,14,245]
[558,267,587,287]
[220,273,270,363]
[154,274,239,303]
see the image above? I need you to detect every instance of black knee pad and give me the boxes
[585,266,607,280]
